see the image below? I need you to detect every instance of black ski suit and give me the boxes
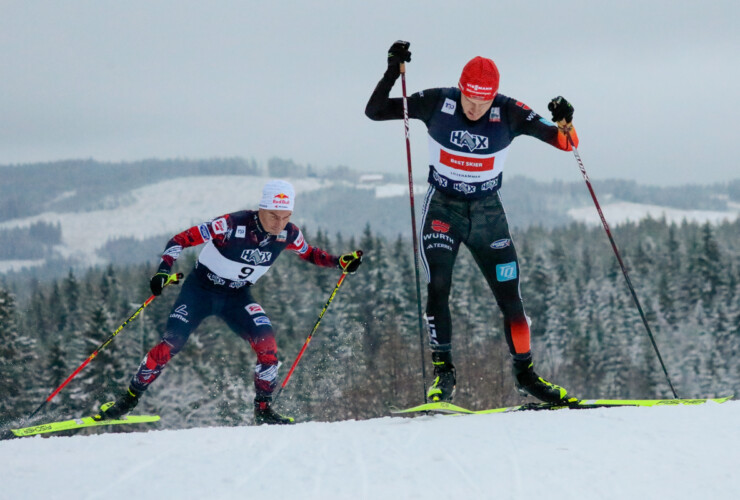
[365,67,578,358]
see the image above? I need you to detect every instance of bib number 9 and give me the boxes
[238,266,255,280]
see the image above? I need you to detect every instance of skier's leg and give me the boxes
[419,188,465,401]
[419,188,464,353]
[97,274,211,420]
[130,276,210,392]
[468,194,572,404]
[223,294,293,424]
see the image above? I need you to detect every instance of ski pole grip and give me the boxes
[400,62,406,74]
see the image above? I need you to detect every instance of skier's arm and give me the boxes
[507,96,579,151]
[286,228,340,268]
[156,215,231,274]
[365,41,437,122]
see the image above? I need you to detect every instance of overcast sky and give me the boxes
[1,0,737,186]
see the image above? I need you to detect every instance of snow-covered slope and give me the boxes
[2,401,738,500]
[0,176,329,267]
[568,201,739,226]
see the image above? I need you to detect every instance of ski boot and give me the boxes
[512,358,575,405]
[427,351,456,402]
[94,387,142,421]
[254,396,295,425]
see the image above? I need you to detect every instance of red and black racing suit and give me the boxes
[128,210,338,399]
[366,67,578,362]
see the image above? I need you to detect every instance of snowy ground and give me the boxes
[2,400,738,500]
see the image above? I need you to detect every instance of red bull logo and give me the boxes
[273,193,291,204]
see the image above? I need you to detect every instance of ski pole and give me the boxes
[400,61,429,402]
[28,272,183,419]
[565,132,678,398]
[273,266,353,403]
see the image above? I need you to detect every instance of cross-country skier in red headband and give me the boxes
[366,41,579,405]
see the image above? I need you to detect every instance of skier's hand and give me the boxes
[339,250,363,274]
[149,272,170,296]
[387,41,411,68]
[548,96,574,130]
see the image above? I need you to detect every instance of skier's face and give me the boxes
[258,209,292,235]
[460,93,494,121]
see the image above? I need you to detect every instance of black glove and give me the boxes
[548,96,574,123]
[339,250,363,274]
[387,40,411,67]
[149,272,170,296]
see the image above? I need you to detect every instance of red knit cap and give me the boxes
[458,56,500,101]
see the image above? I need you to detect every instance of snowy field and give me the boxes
[2,400,738,500]
[0,176,329,267]
[567,201,740,227]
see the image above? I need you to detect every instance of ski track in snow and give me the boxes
[2,401,739,500]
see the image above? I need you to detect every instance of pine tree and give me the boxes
[0,288,38,424]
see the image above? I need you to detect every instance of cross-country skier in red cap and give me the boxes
[366,41,579,405]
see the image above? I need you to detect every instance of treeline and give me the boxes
[1,218,739,434]
[0,222,61,260]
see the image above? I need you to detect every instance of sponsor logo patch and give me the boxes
[450,131,488,152]
[211,217,228,235]
[490,238,511,250]
[272,193,291,206]
[199,224,212,241]
[489,107,501,122]
[255,363,278,382]
[245,303,265,316]
[453,182,476,195]
[163,245,183,259]
[442,98,457,115]
[496,262,518,282]
[241,249,272,265]
[426,243,454,251]
[482,178,499,191]
[426,315,438,344]
[440,150,494,172]
[424,232,454,244]
[207,273,226,286]
[431,220,450,233]
[169,304,190,323]
[235,226,246,238]
[254,316,272,326]
[277,230,287,242]
[432,170,448,187]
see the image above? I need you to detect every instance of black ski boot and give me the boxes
[94,387,142,421]
[512,358,574,405]
[254,396,295,425]
[427,351,456,402]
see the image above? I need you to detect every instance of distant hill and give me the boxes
[1,157,739,280]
